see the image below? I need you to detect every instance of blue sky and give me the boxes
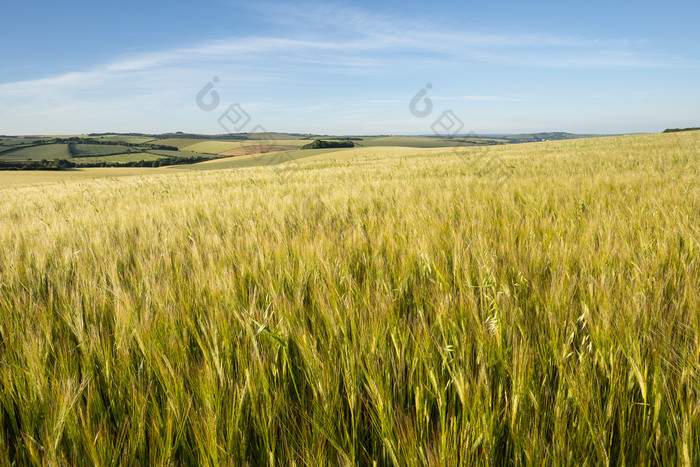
[1,0,699,135]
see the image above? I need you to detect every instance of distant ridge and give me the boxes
[503,132,609,143]
[414,132,615,142]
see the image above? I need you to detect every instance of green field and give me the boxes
[243,132,311,141]
[71,144,136,157]
[1,132,697,464]
[150,138,204,148]
[147,149,209,159]
[0,137,43,147]
[0,143,70,160]
[180,141,261,154]
[89,135,156,144]
[258,139,314,147]
[179,139,308,154]
[179,140,244,154]
[0,141,208,167]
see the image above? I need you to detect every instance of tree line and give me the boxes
[662,127,700,133]
[301,140,355,149]
[0,154,209,171]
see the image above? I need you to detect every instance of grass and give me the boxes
[0,143,199,165]
[0,143,70,161]
[298,145,468,163]
[181,141,253,154]
[0,131,698,464]
[147,149,210,159]
[181,140,308,155]
[0,167,181,188]
[187,147,346,170]
[248,139,314,148]
[89,136,155,144]
[150,138,205,149]
[0,137,43,147]
[71,144,135,157]
[190,145,505,169]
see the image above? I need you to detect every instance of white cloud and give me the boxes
[0,1,696,133]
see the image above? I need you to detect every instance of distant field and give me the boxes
[0,137,43,147]
[259,139,313,147]
[0,135,505,167]
[1,140,217,166]
[191,146,475,168]
[244,133,311,141]
[179,141,243,154]
[71,144,135,157]
[149,138,309,151]
[187,147,347,170]
[217,145,298,156]
[295,145,462,162]
[0,144,70,161]
[131,138,312,153]
[357,136,456,147]
[147,149,208,159]
[355,136,507,148]
[179,139,308,154]
[42,134,88,138]
[89,135,155,144]
[150,138,204,148]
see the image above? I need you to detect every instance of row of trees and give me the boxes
[75,156,209,168]
[301,140,355,149]
[0,159,75,171]
[54,137,178,152]
[0,154,209,170]
[663,127,700,133]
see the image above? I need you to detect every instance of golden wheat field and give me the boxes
[0,132,698,464]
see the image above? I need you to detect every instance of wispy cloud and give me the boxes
[358,95,514,105]
[433,95,515,102]
[0,28,680,96]
[0,1,696,133]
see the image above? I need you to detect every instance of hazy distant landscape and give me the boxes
[0,131,614,171]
